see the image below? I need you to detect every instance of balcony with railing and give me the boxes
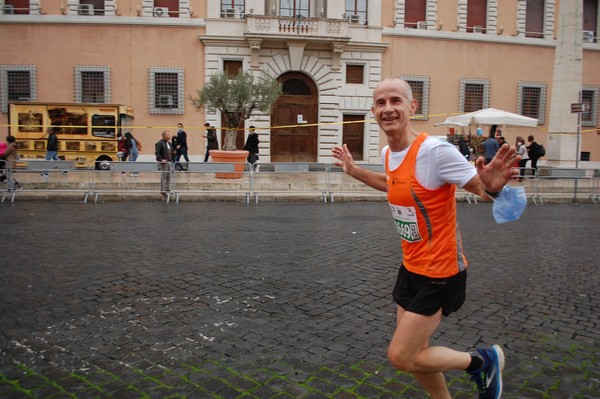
[245,15,350,41]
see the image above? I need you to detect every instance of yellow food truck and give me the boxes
[8,102,134,169]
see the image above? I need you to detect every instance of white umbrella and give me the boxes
[435,108,539,127]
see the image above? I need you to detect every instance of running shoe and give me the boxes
[468,344,505,399]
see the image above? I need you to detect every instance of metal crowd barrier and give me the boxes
[172,162,253,203]
[531,167,599,205]
[325,164,387,202]
[3,161,600,204]
[592,169,600,204]
[251,162,330,202]
[2,160,91,203]
[90,161,176,203]
[0,160,10,201]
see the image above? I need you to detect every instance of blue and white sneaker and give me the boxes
[469,344,505,399]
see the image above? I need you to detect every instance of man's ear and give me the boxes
[410,99,418,116]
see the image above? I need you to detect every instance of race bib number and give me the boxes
[389,204,422,243]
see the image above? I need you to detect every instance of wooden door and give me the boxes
[343,115,364,161]
[271,73,318,162]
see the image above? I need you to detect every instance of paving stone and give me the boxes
[0,202,599,398]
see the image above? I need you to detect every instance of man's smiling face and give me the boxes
[371,78,417,135]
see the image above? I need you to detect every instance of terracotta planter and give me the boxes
[209,150,249,179]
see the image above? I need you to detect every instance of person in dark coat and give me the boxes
[202,123,219,162]
[41,126,61,176]
[155,131,173,196]
[526,135,541,176]
[243,125,260,165]
[45,127,60,161]
[174,123,190,171]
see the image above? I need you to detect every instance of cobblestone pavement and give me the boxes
[0,201,599,399]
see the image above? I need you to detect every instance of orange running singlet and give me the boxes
[386,133,467,278]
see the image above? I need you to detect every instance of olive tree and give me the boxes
[191,71,282,151]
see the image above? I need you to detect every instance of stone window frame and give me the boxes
[581,85,599,128]
[0,64,37,113]
[459,78,490,113]
[399,74,430,121]
[516,0,555,39]
[74,65,111,103]
[456,0,499,34]
[141,0,191,18]
[517,81,547,125]
[65,0,118,16]
[148,66,185,115]
[1,0,42,15]
[344,63,366,85]
[395,0,437,30]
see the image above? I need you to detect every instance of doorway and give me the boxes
[342,115,365,161]
[271,72,318,162]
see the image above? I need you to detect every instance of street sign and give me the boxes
[571,103,591,113]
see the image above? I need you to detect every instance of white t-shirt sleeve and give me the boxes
[420,138,476,189]
[381,138,476,190]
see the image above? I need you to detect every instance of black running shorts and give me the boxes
[392,264,467,317]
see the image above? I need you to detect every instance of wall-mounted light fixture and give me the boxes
[60,4,65,14]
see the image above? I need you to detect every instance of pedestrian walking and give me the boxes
[526,135,543,176]
[516,136,529,181]
[174,123,190,171]
[202,123,219,162]
[482,133,499,165]
[243,125,260,166]
[0,135,22,190]
[41,126,61,177]
[117,131,128,161]
[124,132,140,176]
[332,77,520,399]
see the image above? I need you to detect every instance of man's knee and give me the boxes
[387,345,418,372]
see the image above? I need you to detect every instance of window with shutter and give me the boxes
[345,65,364,84]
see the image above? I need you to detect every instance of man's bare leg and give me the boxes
[388,306,471,398]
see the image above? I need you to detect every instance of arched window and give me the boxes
[282,78,311,96]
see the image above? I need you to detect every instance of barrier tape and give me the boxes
[0,119,376,132]
[0,112,464,132]
[1,113,598,134]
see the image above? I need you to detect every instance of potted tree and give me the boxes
[191,71,282,178]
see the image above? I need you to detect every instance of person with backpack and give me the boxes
[124,132,140,176]
[527,135,544,177]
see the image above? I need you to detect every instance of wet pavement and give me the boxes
[0,201,599,398]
